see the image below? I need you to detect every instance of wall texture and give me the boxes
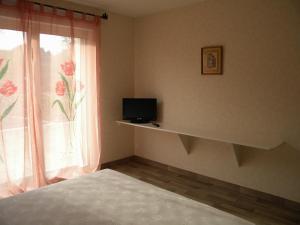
[134,0,300,202]
[100,13,135,163]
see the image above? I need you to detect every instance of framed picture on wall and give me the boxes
[201,46,223,75]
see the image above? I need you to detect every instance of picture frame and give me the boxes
[201,46,223,75]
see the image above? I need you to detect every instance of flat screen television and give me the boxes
[123,98,157,123]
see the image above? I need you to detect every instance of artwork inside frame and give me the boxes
[201,46,223,75]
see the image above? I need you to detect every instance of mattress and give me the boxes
[0,169,254,225]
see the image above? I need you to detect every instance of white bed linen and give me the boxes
[0,169,254,225]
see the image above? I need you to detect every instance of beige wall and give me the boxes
[134,0,300,202]
[100,13,135,163]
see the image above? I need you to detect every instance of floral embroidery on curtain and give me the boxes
[0,59,18,120]
[53,61,85,122]
[53,60,86,148]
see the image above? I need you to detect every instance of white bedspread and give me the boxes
[0,169,254,225]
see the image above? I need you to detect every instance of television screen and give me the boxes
[123,98,157,123]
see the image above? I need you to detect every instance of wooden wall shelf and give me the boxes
[116,120,283,167]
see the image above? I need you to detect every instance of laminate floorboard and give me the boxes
[104,156,300,225]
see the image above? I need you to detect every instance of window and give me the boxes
[0,2,101,197]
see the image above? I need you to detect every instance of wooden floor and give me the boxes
[104,156,300,225]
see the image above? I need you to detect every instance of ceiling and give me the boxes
[66,0,205,17]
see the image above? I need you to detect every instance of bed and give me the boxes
[0,169,254,225]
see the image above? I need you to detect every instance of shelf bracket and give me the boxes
[178,134,193,154]
[231,144,242,167]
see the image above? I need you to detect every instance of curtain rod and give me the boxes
[29,0,108,20]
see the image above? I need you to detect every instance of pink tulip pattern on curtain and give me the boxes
[0,0,101,197]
